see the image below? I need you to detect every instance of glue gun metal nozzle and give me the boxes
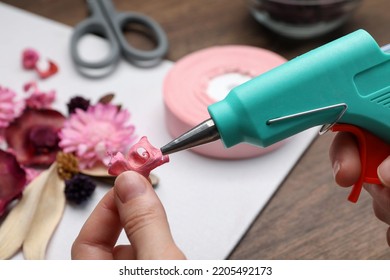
[161,118,220,155]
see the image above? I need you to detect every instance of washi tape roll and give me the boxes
[163,45,287,159]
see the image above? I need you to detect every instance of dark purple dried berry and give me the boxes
[64,174,96,204]
[67,96,90,115]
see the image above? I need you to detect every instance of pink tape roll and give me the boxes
[163,45,287,159]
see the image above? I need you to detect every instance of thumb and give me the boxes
[378,156,390,188]
[113,171,185,259]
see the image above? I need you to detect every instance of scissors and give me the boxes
[70,0,168,77]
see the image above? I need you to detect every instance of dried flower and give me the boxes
[64,174,96,204]
[24,81,56,109]
[108,136,169,178]
[22,48,58,79]
[66,96,90,115]
[59,103,136,169]
[56,152,79,180]
[0,86,23,129]
[5,108,65,166]
[0,149,27,216]
[22,48,39,69]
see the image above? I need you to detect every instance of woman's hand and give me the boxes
[72,171,186,259]
[329,132,390,246]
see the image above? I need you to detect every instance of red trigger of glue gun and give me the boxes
[331,124,390,203]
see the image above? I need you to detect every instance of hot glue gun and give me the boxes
[161,29,390,203]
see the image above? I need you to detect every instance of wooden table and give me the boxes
[4,0,389,259]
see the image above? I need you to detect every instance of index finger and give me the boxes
[71,189,122,259]
[329,132,361,187]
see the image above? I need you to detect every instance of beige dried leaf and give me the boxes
[23,162,66,260]
[0,165,52,260]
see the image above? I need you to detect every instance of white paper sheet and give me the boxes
[0,3,318,260]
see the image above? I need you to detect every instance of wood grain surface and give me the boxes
[3,0,389,259]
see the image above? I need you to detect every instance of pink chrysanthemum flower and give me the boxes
[59,103,136,169]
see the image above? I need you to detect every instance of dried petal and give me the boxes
[24,81,56,109]
[0,149,27,216]
[0,86,24,129]
[98,93,115,104]
[35,59,58,79]
[108,136,169,178]
[23,162,66,260]
[0,166,50,259]
[5,108,65,167]
[22,48,39,70]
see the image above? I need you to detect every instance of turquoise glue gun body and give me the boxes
[210,29,390,203]
[162,29,390,202]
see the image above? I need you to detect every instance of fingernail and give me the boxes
[332,161,340,179]
[114,171,147,203]
[378,157,390,187]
